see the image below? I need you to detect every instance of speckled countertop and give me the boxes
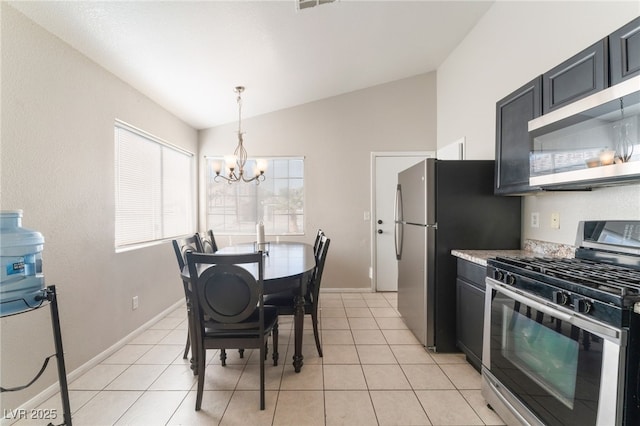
[451,249,532,266]
[452,239,575,266]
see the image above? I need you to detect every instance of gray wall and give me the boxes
[1,4,197,409]
[199,73,438,290]
[437,1,640,244]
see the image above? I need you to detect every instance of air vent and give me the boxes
[298,0,336,11]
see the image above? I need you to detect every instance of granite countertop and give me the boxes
[452,239,576,266]
[451,249,533,266]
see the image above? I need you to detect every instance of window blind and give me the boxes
[115,121,194,249]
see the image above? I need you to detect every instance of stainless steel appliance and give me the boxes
[394,159,521,351]
[482,220,640,426]
[528,74,640,190]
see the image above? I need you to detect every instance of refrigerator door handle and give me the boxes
[394,184,403,260]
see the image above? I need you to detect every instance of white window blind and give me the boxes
[115,121,194,250]
[205,157,304,235]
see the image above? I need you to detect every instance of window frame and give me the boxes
[204,156,305,236]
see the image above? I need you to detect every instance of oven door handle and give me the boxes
[487,278,621,341]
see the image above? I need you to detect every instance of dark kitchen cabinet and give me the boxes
[456,258,486,372]
[494,76,542,195]
[609,16,640,85]
[542,39,608,114]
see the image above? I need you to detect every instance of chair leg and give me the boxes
[239,349,244,358]
[220,349,227,366]
[195,345,206,411]
[272,323,279,366]
[183,334,190,359]
[312,308,323,357]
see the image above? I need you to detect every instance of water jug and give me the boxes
[0,210,45,316]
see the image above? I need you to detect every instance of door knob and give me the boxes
[378,229,383,234]
[377,219,383,224]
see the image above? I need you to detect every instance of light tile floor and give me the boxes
[18,292,506,426]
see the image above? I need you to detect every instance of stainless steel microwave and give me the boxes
[528,75,640,189]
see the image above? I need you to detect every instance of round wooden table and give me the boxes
[182,241,316,372]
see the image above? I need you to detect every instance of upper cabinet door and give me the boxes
[610,16,640,85]
[494,76,542,195]
[542,39,608,114]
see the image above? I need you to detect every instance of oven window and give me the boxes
[502,306,579,409]
[489,292,603,426]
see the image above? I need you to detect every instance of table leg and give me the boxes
[293,294,305,373]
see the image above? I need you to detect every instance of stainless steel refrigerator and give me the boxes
[395,159,521,352]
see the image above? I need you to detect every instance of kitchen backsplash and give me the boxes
[523,239,575,258]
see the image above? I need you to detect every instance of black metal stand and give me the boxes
[0,285,72,426]
[46,285,72,426]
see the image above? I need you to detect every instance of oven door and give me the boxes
[483,278,624,426]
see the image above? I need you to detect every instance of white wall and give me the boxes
[0,4,197,409]
[199,73,437,290]
[437,1,640,245]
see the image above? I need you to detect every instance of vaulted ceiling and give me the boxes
[9,1,493,129]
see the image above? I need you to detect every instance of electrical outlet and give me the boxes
[551,212,560,229]
[132,296,139,310]
[531,212,540,228]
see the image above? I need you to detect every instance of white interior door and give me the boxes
[373,153,432,291]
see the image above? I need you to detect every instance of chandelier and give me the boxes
[213,86,266,184]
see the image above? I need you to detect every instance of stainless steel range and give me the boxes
[482,220,640,426]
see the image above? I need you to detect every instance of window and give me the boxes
[115,120,195,250]
[205,157,304,235]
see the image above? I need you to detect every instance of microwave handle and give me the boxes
[486,278,620,342]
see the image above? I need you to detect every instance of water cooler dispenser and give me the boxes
[0,210,72,425]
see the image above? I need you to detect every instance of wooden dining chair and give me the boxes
[171,235,204,363]
[313,228,324,258]
[196,230,246,361]
[263,234,330,357]
[197,230,218,253]
[187,251,278,410]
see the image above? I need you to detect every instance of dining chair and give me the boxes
[263,234,330,357]
[197,230,218,253]
[196,230,246,361]
[186,251,279,411]
[313,228,324,258]
[171,235,204,362]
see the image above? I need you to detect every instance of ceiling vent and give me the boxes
[298,0,337,11]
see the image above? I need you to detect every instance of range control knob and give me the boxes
[505,274,516,285]
[574,298,593,314]
[553,291,570,306]
[493,270,504,281]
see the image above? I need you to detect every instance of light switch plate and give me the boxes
[531,212,540,228]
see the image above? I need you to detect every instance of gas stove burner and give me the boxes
[492,255,640,298]
[494,256,640,296]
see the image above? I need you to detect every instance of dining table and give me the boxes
[181,241,316,373]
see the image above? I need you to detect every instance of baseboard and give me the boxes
[3,299,185,426]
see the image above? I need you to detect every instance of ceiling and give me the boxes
[9,1,494,130]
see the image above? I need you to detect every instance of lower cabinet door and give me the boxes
[456,278,485,371]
